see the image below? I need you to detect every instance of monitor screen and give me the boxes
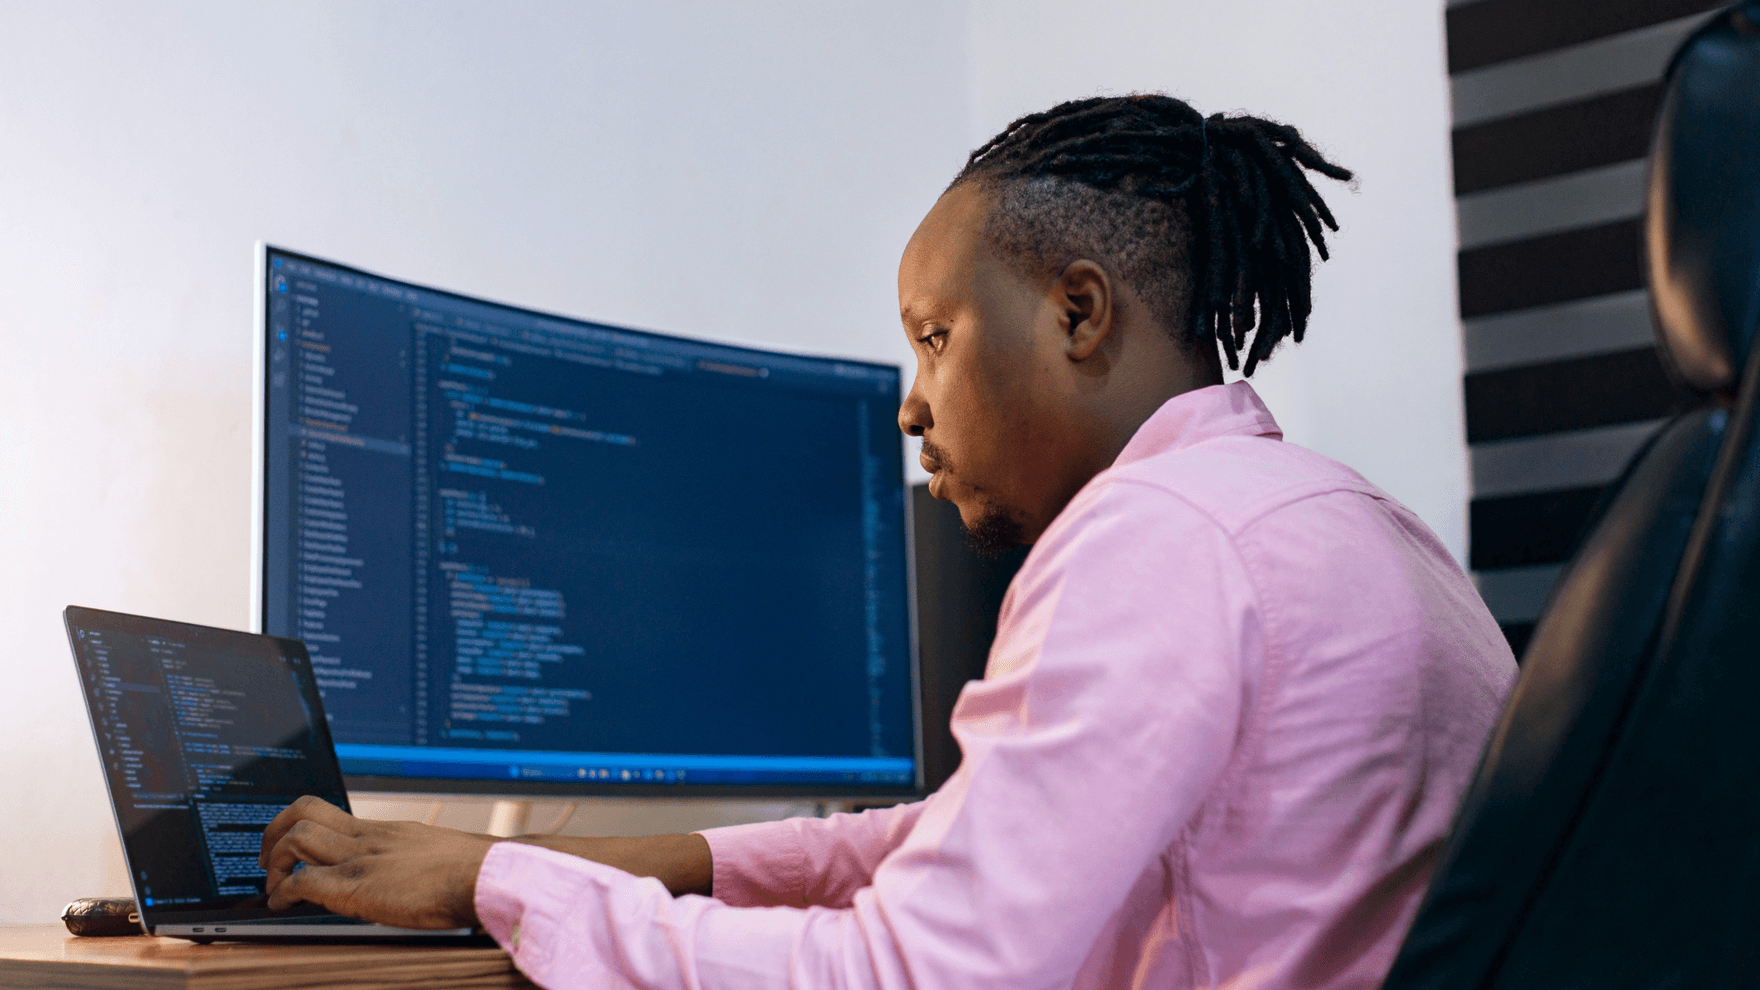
[254,246,918,796]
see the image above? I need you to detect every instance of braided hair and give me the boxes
[951,94,1353,376]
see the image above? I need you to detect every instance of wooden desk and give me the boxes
[0,925,537,990]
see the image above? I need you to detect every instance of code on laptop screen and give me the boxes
[67,607,348,914]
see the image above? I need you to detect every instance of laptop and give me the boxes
[64,605,479,942]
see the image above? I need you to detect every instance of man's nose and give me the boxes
[898,384,930,437]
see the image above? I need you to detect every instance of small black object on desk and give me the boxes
[61,898,141,938]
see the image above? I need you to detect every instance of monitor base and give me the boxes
[485,800,531,837]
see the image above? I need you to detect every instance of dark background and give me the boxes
[910,484,1027,792]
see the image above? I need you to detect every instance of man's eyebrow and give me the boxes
[899,299,953,327]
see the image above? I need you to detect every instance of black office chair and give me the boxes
[1382,5,1760,987]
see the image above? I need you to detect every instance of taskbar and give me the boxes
[333,744,915,786]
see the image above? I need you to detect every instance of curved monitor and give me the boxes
[252,246,919,797]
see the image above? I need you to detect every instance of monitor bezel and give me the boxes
[252,242,923,800]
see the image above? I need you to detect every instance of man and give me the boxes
[259,94,1516,989]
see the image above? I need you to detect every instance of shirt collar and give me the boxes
[1111,381,1283,470]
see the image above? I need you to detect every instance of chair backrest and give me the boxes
[1382,5,1760,987]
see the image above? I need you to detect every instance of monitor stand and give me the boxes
[485,800,532,837]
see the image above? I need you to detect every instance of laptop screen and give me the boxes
[65,606,350,919]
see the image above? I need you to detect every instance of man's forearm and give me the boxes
[508,832,713,897]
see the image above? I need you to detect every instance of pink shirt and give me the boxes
[475,381,1516,989]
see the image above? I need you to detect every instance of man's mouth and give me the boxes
[920,449,950,500]
[919,440,953,498]
[919,439,949,475]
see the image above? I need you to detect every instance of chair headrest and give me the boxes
[1646,2,1760,394]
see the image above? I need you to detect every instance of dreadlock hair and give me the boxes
[950,94,1353,377]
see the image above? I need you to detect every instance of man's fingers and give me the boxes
[259,796,358,868]
[258,819,493,929]
[263,820,363,894]
[265,860,353,913]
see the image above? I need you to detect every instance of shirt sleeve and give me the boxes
[698,798,931,908]
[474,481,1261,990]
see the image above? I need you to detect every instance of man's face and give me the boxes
[896,184,1070,549]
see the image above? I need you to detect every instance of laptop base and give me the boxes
[155,920,483,943]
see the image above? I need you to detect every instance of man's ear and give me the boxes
[1056,259,1114,361]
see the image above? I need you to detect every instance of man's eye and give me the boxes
[917,330,947,349]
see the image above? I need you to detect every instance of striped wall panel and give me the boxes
[1445,0,1720,654]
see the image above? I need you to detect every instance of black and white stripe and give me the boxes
[1446,0,1722,653]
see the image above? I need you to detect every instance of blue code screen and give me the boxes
[260,248,916,792]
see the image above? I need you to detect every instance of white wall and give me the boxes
[0,0,1465,924]
[0,0,971,923]
[970,0,1468,559]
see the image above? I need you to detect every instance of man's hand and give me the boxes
[258,796,495,929]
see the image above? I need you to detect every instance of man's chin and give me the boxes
[933,477,1027,558]
[961,506,1026,560]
